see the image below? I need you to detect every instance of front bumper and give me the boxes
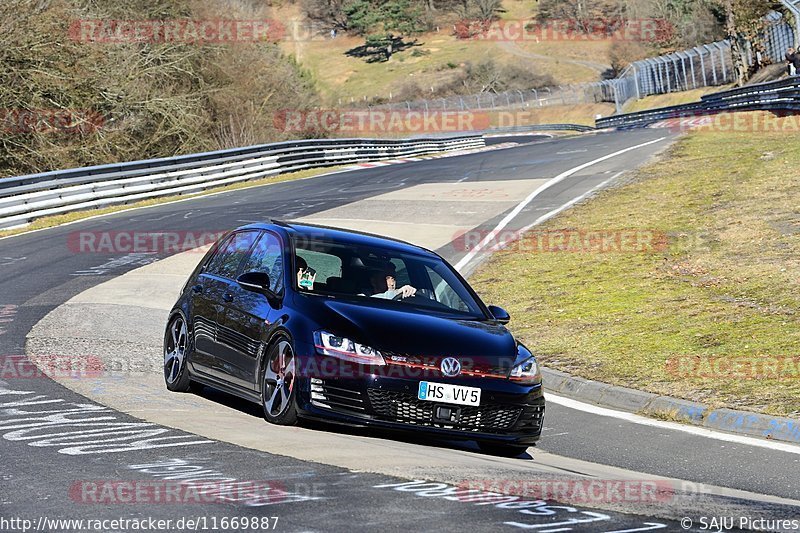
[294,355,545,445]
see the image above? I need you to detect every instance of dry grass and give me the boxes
[275,0,613,103]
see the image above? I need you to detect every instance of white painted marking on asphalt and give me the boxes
[516,171,624,235]
[453,138,666,271]
[547,394,800,455]
[603,523,667,533]
[72,253,158,276]
[0,381,211,454]
[0,256,26,266]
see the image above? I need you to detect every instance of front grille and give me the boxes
[310,379,366,413]
[515,402,545,433]
[367,389,522,431]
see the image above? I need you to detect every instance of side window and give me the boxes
[242,232,284,293]
[425,266,469,312]
[297,249,342,285]
[205,231,259,279]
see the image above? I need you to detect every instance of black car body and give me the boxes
[164,221,545,454]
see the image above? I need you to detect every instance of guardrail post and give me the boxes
[656,59,668,94]
[699,49,708,87]
[715,42,728,83]
[670,56,680,92]
[613,82,622,114]
[705,44,719,85]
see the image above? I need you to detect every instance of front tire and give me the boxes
[261,338,298,426]
[164,314,192,392]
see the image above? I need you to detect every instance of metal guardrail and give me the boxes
[485,124,596,134]
[595,78,800,129]
[0,135,485,230]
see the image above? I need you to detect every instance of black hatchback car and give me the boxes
[164,221,545,455]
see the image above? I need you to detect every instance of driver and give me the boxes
[369,262,416,300]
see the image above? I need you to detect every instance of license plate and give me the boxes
[418,381,481,406]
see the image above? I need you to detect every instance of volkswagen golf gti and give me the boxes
[163,220,545,455]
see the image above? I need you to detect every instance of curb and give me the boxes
[542,367,800,446]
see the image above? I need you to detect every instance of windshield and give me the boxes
[293,238,486,319]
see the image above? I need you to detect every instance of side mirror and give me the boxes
[488,305,511,325]
[237,272,274,295]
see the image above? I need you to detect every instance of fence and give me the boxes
[0,135,484,230]
[369,85,611,113]
[364,11,796,115]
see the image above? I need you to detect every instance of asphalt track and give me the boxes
[1,131,798,532]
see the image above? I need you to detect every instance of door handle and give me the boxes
[192,284,204,294]
[222,293,234,303]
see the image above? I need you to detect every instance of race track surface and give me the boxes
[2,130,798,532]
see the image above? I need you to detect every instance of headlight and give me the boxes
[509,356,540,384]
[313,331,386,366]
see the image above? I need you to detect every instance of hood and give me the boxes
[313,298,518,360]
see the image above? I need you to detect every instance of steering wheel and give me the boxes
[393,289,435,301]
[416,288,435,300]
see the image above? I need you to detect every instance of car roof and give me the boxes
[238,220,441,258]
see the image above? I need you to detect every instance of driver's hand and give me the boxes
[398,285,416,298]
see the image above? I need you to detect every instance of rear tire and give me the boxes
[478,442,529,457]
[261,338,298,426]
[164,314,192,392]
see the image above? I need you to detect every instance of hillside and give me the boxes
[277,1,615,105]
[0,0,319,177]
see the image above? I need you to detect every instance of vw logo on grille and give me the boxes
[440,357,461,377]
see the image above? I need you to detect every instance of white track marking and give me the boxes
[453,137,666,271]
[548,393,800,455]
[516,171,624,235]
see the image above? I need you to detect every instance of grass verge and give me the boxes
[622,86,734,113]
[471,120,800,417]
